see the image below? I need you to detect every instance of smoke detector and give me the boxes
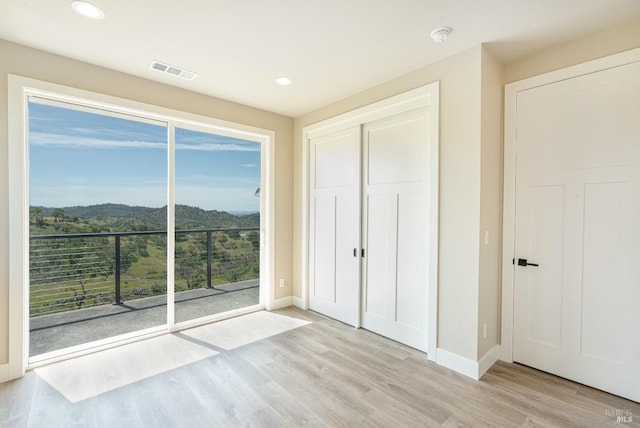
[150,60,198,81]
[430,27,452,43]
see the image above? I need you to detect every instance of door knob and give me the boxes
[516,258,539,267]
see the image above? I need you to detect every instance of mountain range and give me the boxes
[37,203,259,230]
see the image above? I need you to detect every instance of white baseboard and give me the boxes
[0,363,9,384]
[267,296,293,310]
[436,348,479,379]
[436,345,501,380]
[478,345,501,379]
[292,296,306,309]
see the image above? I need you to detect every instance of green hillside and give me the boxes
[133,204,260,230]
[31,203,259,234]
[28,203,261,316]
[39,203,153,218]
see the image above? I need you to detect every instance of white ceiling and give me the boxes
[2,0,640,117]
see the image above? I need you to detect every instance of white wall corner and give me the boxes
[436,345,501,380]
[267,296,293,311]
[292,296,307,309]
[0,363,9,383]
[478,344,501,379]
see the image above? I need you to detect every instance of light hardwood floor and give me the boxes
[1,307,638,427]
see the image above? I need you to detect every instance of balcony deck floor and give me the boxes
[29,279,259,357]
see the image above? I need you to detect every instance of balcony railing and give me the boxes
[29,227,260,317]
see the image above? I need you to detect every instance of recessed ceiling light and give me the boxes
[430,27,452,43]
[275,77,292,86]
[71,1,106,20]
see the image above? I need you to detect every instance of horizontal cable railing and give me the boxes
[29,227,260,317]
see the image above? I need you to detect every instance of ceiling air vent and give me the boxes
[150,60,197,81]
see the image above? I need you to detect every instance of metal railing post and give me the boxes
[114,235,123,304]
[206,231,212,289]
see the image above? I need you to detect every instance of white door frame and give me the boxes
[300,83,440,359]
[500,48,640,362]
[6,75,276,380]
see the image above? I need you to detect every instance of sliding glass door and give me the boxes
[26,93,264,361]
[174,127,261,323]
[28,97,168,357]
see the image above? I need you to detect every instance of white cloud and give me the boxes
[29,132,260,152]
[70,127,162,141]
[175,143,260,152]
[29,132,166,150]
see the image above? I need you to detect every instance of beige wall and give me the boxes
[477,47,504,359]
[294,46,485,361]
[0,39,294,365]
[504,18,640,83]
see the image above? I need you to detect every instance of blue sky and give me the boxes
[28,101,261,212]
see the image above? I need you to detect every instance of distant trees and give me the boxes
[52,208,66,222]
[119,247,138,273]
[30,207,46,228]
[247,231,260,251]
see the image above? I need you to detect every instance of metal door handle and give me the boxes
[515,258,539,267]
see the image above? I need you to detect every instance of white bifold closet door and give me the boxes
[309,108,430,352]
[308,127,361,326]
[360,109,429,351]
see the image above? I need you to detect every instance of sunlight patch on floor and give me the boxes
[180,310,311,350]
[34,333,218,403]
[34,311,310,403]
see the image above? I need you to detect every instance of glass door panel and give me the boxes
[28,98,168,357]
[174,127,261,324]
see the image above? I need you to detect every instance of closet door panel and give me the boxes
[335,194,358,306]
[311,195,336,302]
[362,108,429,351]
[308,128,360,326]
[363,192,396,319]
[396,192,425,329]
[367,115,424,184]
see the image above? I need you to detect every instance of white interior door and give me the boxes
[361,108,429,352]
[513,61,640,402]
[308,128,360,326]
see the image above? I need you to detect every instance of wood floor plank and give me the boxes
[482,362,638,427]
[0,373,36,425]
[260,355,375,426]
[93,386,143,428]
[252,380,330,427]
[1,307,638,427]
[359,387,446,426]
